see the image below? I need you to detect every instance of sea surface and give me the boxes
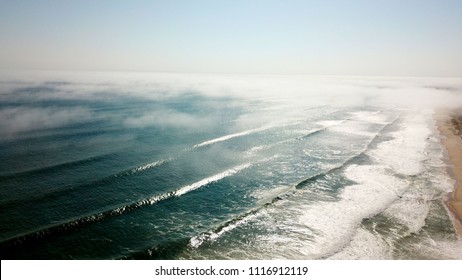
[1,71,461,259]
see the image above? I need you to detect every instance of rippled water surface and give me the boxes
[1,72,461,259]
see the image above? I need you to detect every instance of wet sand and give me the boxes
[437,109,462,236]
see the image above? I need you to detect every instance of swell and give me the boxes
[0,163,251,251]
[95,114,400,257]
[242,119,349,156]
[0,153,113,180]
[192,116,342,149]
[192,126,273,149]
[184,115,401,249]
[296,117,368,141]
[113,158,172,177]
[1,111,399,257]
[297,127,327,140]
[0,158,172,208]
[188,198,281,249]
[297,115,400,188]
[175,163,251,196]
[126,196,284,258]
[0,127,258,208]
[191,110,352,150]
[0,191,175,253]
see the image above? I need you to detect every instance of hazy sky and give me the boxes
[1,0,461,76]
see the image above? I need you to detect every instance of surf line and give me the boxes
[121,158,173,176]
[188,116,403,248]
[192,125,278,149]
[188,193,286,249]
[0,156,176,210]
[0,163,253,248]
[298,115,401,188]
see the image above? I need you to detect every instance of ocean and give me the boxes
[1,71,461,259]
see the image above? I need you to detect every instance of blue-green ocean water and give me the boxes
[1,71,461,259]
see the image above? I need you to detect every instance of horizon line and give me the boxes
[1,67,461,79]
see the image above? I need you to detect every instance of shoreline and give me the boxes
[437,109,462,237]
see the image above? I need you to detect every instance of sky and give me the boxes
[1,0,461,77]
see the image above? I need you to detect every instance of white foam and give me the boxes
[354,113,391,125]
[381,146,455,234]
[328,228,392,260]
[251,185,295,204]
[315,120,345,127]
[143,192,175,205]
[129,158,171,174]
[303,148,351,160]
[406,239,462,259]
[382,194,429,234]
[175,163,251,197]
[244,145,270,158]
[317,112,391,137]
[297,164,408,258]
[349,111,379,119]
[190,211,262,248]
[329,122,376,137]
[367,113,431,176]
[199,164,405,259]
[193,126,274,148]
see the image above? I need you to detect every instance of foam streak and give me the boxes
[193,127,272,148]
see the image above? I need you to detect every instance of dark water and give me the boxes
[0,72,461,259]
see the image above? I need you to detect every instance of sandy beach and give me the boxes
[437,109,462,236]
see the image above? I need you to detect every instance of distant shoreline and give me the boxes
[437,109,462,237]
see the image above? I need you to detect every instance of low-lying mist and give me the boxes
[1,70,461,140]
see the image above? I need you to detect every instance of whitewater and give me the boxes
[0,71,461,259]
